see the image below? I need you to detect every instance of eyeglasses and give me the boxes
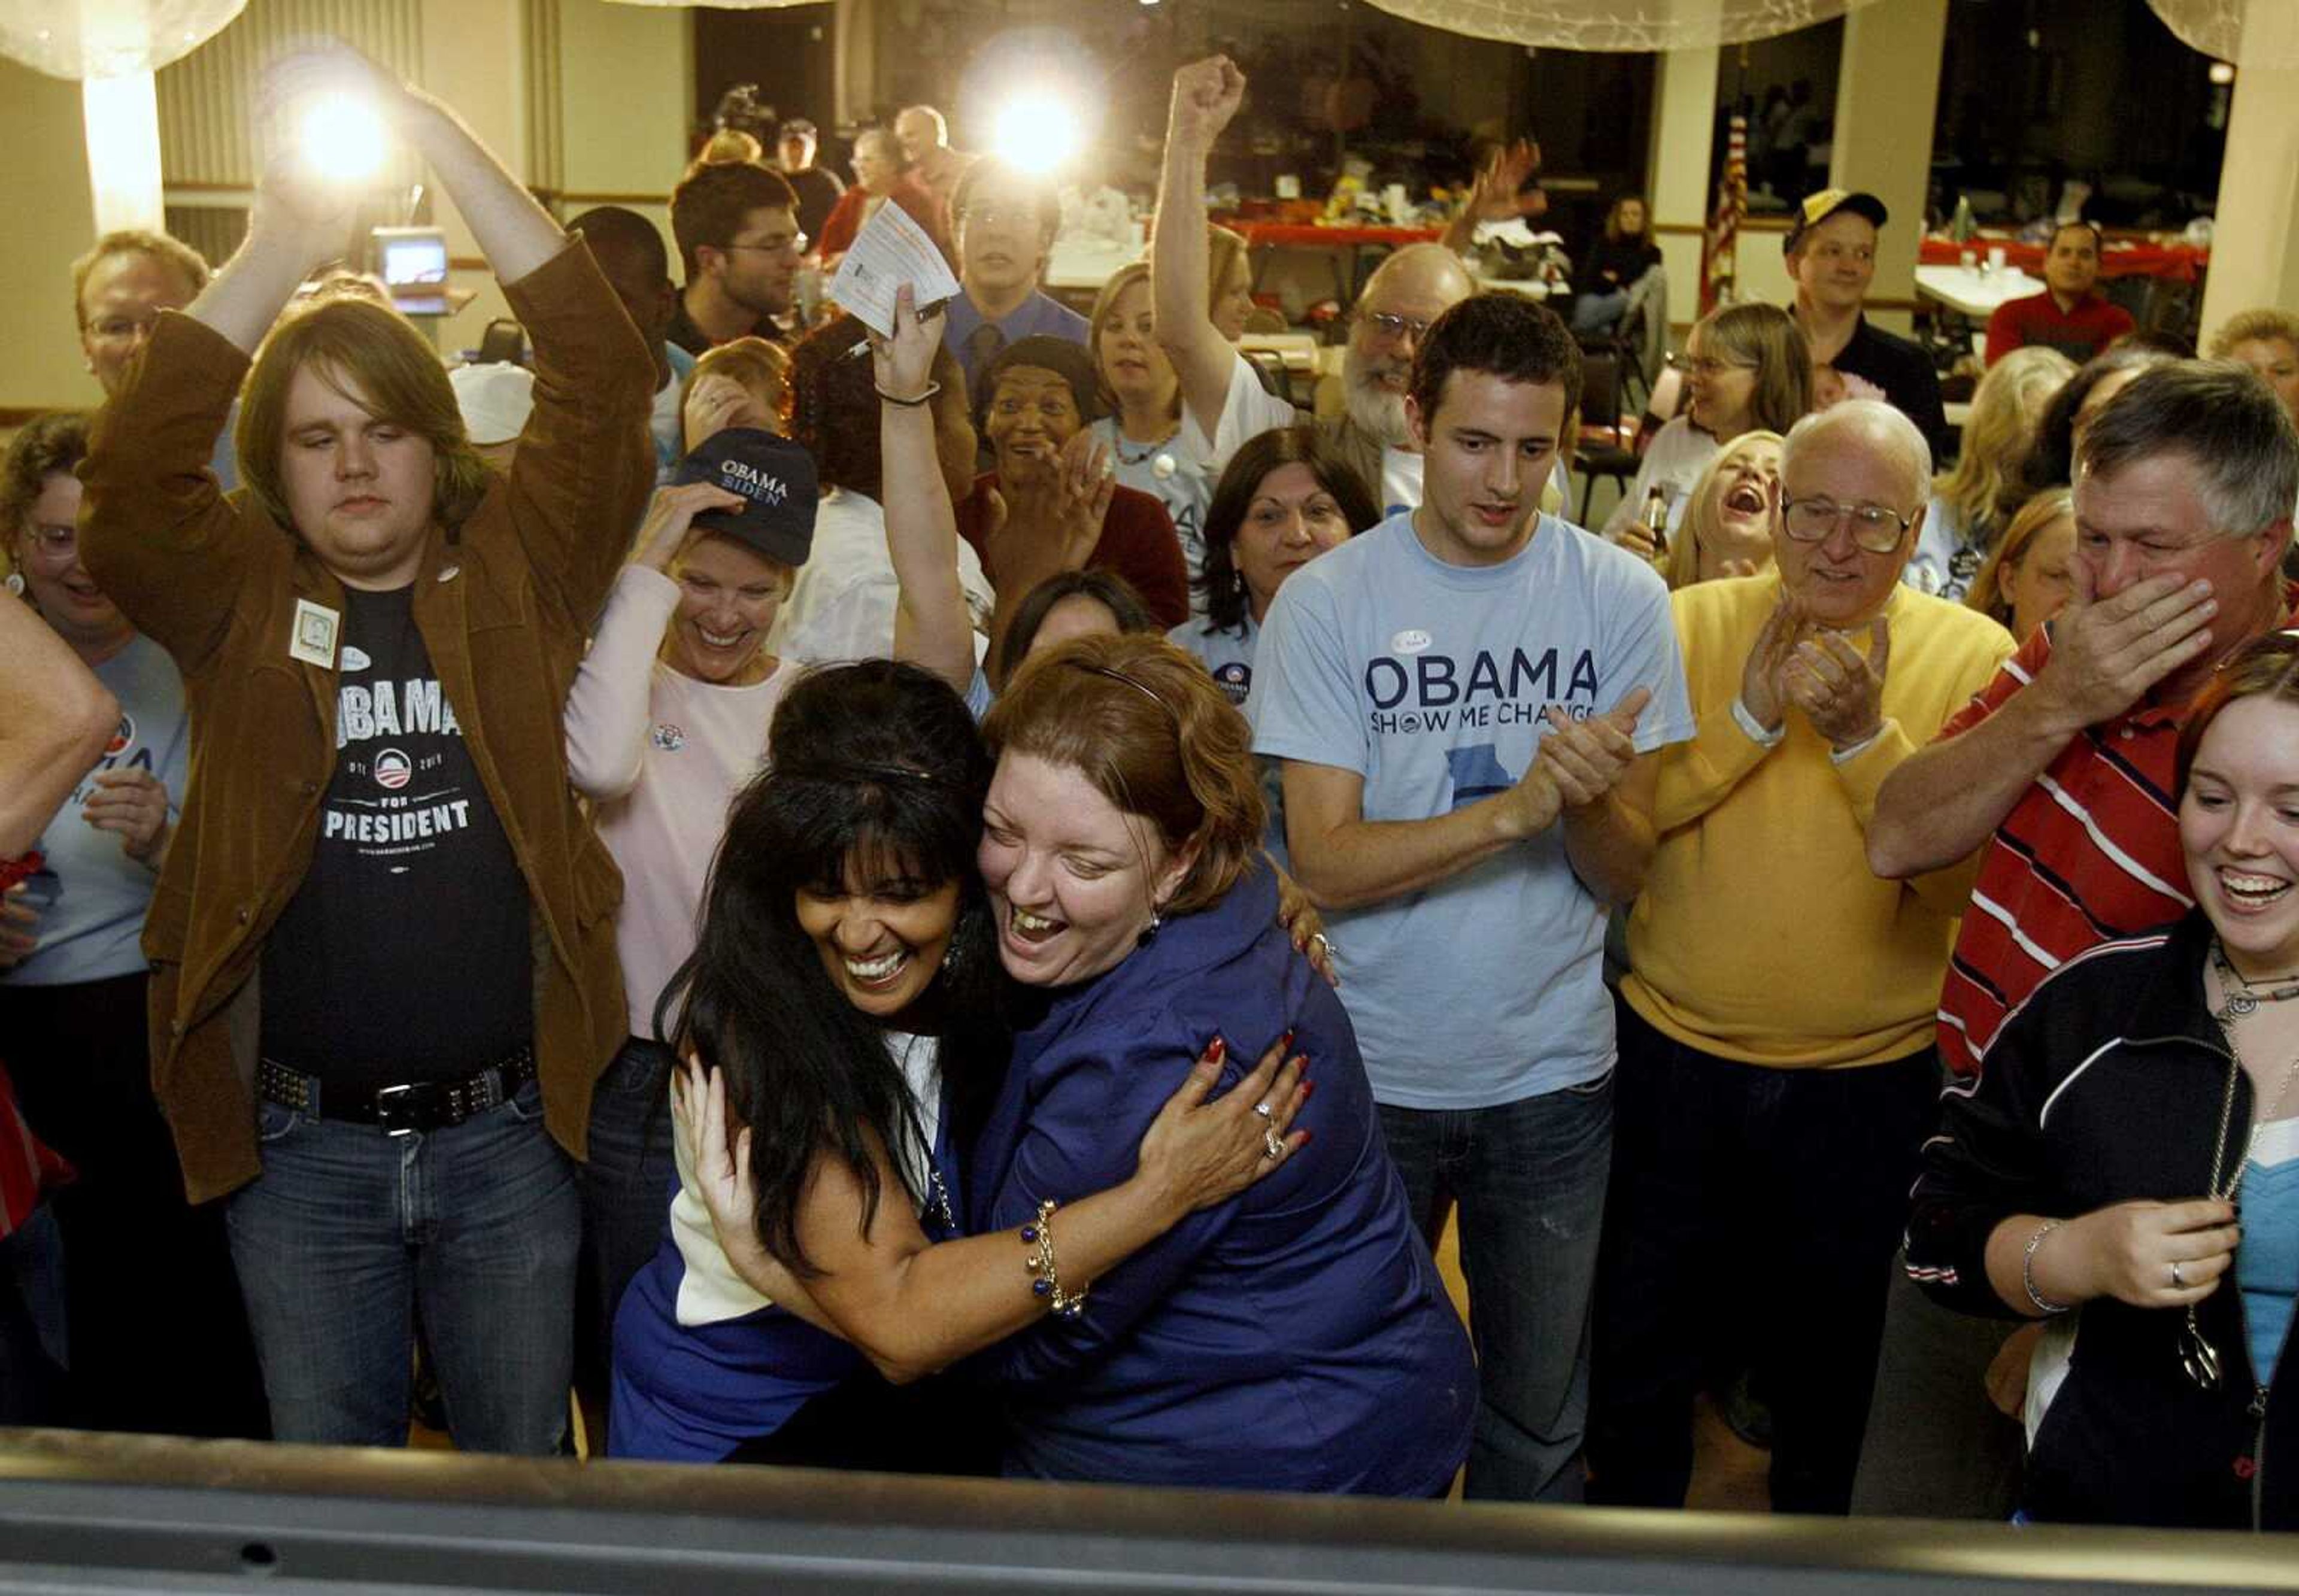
[20,525,76,563]
[1781,494,1915,554]
[959,204,1034,229]
[1357,310,1433,344]
[1684,355,1755,378]
[727,233,808,257]
[84,313,162,345]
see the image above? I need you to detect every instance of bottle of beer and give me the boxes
[1640,485,1670,563]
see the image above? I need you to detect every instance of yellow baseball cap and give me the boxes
[1784,189,1889,255]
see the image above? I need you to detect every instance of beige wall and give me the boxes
[2199,60,2299,350]
[1,61,102,414]
[1647,45,1716,340]
[0,0,694,415]
[1829,0,1949,336]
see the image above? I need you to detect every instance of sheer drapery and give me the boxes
[1358,0,1881,51]
[0,0,244,79]
[2146,0,2299,69]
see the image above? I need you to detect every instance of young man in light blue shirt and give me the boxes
[1252,293,1693,1503]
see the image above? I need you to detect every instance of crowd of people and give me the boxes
[7,40,2299,1534]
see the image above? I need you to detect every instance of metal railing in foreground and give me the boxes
[0,1428,2294,1595]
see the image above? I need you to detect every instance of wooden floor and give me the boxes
[1433,1213,1771,1511]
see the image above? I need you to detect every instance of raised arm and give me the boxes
[1439,139,1539,258]
[0,593,118,857]
[874,286,975,694]
[1153,59,1248,438]
[1868,571,2216,878]
[564,483,745,799]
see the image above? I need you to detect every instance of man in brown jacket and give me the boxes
[78,45,654,1454]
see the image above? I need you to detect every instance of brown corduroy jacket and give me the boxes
[78,241,655,1203]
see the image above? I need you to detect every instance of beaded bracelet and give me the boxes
[2024,1217,2072,1316]
[876,380,941,408]
[1022,1197,1088,1318]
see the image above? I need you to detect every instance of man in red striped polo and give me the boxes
[1871,362,2295,1072]
[1853,359,2295,1518]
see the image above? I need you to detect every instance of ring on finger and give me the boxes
[1262,1128,1285,1160]
[2171,1260,2186,1288]
[1252,1100,1273,1119]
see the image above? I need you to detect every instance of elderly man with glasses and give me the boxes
[1586,399,2015,1516]
[1153,60,1484,520]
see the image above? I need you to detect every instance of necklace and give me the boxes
[2187,944,2299,1393]
[2210,940,2299,1017]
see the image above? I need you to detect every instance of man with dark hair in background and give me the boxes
[1983,221,2134,367]
[941,156,1088,398]
[1252,293,1694,1504]
[567,205,697,477]
[666,159,803,354]
[772,119,845,248]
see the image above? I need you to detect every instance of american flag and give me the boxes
[1701,113,1748,317]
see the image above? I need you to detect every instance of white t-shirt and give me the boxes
[565,565,796,1039]
[1250,510,1694,1109]
[1181,351,1303,477]
[766,488,995,668]
[668,1030,942,1327]
[1599,417,1716,545]
[1094,415,1214,615]
[4,633,187,988]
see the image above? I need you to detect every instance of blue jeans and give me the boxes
[1376,1071,1613,1503]
[1570,289,1631,336]
[577,1037,678,1412]
[226,1077,580,1454]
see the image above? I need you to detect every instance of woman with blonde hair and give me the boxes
[1907,345,2073,600]
[679,335,791,450]
[1660,430,1783,589]
[1963,487,2076,644]
[1087,262,1212,603]
[1604,301,1810,557]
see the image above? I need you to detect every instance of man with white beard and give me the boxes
[1154,59,1473,517]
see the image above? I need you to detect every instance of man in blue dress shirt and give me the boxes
[943,157,1088,403]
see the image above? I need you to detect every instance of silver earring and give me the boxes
[3,573,22,597]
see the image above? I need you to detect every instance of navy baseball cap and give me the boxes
[672,428,819,569]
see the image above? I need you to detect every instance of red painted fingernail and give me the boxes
[1300,1080,1315,1100]
[1208,1036,1226,1063]
[1299,1129,1314,1146]
[1280,1028,1296,1051]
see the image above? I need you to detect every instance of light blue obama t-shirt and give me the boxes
[4,633,188,988]
[1250,509,1692,1110]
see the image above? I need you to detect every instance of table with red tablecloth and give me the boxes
[1918,233,2209,284]
[1214,217,1446,310]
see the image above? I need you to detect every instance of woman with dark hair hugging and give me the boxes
[606,660,1306,1465]
[629,286,1471,1491]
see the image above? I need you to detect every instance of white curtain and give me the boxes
[2146,0,2299,70]
[1357,0,1882,51]
[0,0,245,79]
